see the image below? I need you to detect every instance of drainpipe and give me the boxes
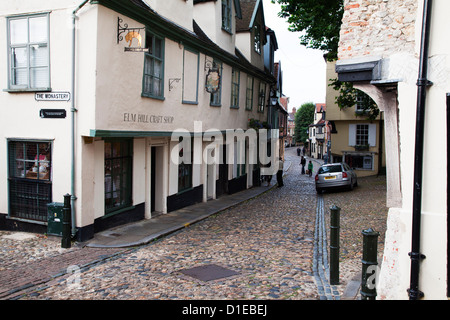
[408,0,433,300]
[70,0,89,237]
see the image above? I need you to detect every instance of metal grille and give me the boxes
[8,140,52,222]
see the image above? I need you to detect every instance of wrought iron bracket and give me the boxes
[117,17,146,51]
[169,78,181,91]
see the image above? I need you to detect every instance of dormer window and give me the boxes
[222,0,232,33]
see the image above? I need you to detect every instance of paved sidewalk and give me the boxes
[86,184,276,248]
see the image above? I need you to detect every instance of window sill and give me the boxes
[230,106,239,109]
[103,205,135,219]
[141,93,165,101]
[4,87,52,93]
[222,27,233,35]
[182,100,198,105]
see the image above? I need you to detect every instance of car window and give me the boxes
[318,165,342,174]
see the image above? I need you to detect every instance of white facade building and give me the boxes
[336,0,449,299]
[0,0,279,241]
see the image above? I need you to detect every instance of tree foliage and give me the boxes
[274,0,380,119]
[274,0,344,61]
[329,79,380,121]
[294,102,315,144]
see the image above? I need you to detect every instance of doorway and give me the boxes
[149,145,165,217]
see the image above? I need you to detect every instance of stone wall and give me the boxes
[338,0,418,60]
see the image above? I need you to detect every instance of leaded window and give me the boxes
[231,68,240,108]
[142,31,164,99]
[356,124,369,146]
[258,82,266,112]
[222,0,232,33]
[7,13,50,90]
[246,75,254,110]
[254,22,261,54]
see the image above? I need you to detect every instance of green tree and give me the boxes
[274,0,344,61]
[294,102,315,144]
[274,0,380,119]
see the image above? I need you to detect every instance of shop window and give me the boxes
[345,154,373,170]
[8,140,52,222]
[104,139,132,213]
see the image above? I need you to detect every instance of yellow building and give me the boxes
[326,61,386,177]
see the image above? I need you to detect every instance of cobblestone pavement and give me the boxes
[0,147,388,301]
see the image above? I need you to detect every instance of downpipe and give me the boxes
[408,0,433,300]
[70,0,89,237]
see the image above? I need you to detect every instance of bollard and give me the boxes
[329,205,340,285]
[61,193,72,248]
[361,228,380,300]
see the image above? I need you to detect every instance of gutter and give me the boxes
[70,0,89,237]
[408,0,433,300]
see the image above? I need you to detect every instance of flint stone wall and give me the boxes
[338,0,418,60]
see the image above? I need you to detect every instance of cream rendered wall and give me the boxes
[0,0,83,214]
[93,6,266,134]
[142,0,193,32]
[236,33,251,61]
[193,1,236,55]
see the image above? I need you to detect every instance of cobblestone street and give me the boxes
[0,147,388,301]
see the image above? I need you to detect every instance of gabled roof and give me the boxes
[236,0,265,32]
[315,103,326,113]
[194,0,242,18]
[92,0,273,82]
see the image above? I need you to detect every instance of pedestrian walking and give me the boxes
[277,157,284,187]
[297,147,300,156]
[300,156,306,174]
[308,160,313,177]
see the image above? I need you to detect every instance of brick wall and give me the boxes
[338,0,418,60]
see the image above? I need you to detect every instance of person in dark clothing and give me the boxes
[277,157,284,187]
[300,156,306,174]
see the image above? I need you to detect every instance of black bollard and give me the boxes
[361,228,380,300]
[329,205,340,285]
[61,193,72,248]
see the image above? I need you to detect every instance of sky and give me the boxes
[262,0,327,112]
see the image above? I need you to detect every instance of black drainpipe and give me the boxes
[408,0,433,300]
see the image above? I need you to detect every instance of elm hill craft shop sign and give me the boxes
[123,113,174,124]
